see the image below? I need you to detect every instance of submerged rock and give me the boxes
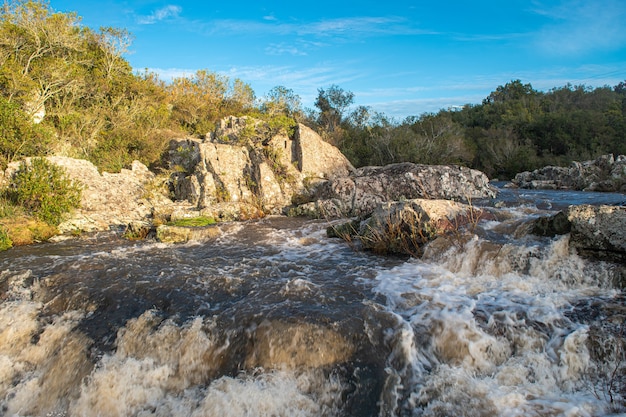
[245,320,355,369]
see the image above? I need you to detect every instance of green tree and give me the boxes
[314,84,354,135]
[262,85,302,119]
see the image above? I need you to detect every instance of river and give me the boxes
[0,187,624,416]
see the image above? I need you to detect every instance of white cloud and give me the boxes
[138,5,182,25]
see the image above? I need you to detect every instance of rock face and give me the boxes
[168,116,354,219]
[0,116,495,238]
[328,198,492,256]
[292,163,496,219]
[512,154,626,192]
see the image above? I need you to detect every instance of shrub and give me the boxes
[0,227,12,251]
[6,158,82,226]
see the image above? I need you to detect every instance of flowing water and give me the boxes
[0,187,625,416]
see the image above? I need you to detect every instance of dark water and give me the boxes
[0,188,624,416]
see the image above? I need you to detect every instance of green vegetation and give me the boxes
[3,1,622,182]
[0,226,11,250]
[167,216,216,227]
[4,157,81,225]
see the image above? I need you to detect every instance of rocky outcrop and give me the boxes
[0,117,496,239]
[328,198,493,256]
[291,163,496,219]
[168,116,354,219]
[1,156,176,233]
[512,154,626,192]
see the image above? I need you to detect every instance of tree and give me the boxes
[0,0,85,117]
[314,84,354,133]
[262,85,302,119]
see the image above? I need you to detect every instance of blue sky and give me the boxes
[52,0,626,120]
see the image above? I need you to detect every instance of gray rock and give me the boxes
[2,157,167,233]
[329,198,491,256]
[567,204,626,263]
[512,154,626,192]
[295,163,496,219]
[515,211,572,238]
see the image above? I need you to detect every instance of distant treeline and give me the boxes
[1,0,625,179]
[325,80,626,179]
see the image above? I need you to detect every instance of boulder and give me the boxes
[295,163,496,219]
[567,205,626,263]
[512,154,626,192]
[329,198,492,256]
[168,116,354,218]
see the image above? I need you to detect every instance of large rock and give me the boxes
[168,116,354,218]
[512,154,626,192]
[293,163,496,219]
[567,204,626,263]
[329,198,492,256]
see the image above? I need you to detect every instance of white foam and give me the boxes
[371,233,622,415]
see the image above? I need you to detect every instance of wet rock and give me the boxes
[156,224,222,244]
[515,211,572,238]
[512,154,626,192]
[567,204,626,263]
[330,199,491,256]
[293,163,496,219]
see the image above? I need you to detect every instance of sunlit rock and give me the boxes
[168,116,354,218]
[156,224,222,244]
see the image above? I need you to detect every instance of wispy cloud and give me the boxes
[531,0,626,55]
[137,5,182,25]
[187,15,435,39]
[265,43,307,56]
